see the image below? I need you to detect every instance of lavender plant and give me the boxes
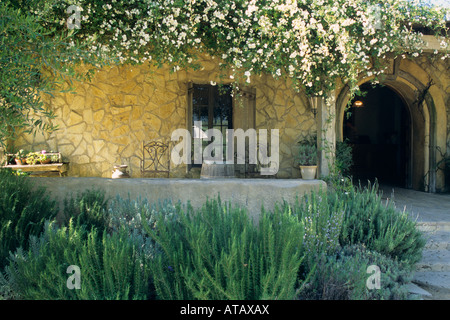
[281,189,346,271]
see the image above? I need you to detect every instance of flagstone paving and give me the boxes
[379,185,450,300]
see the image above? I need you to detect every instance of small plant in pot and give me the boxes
[39,153,51,164]
[26,152,40,165]
[50,154,60,163]
[38,150,51,164]
[14,149,28,165]
[297,136,318,180]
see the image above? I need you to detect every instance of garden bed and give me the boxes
[0,171,425,300]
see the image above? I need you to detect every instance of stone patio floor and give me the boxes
[378,185,450,224]
[379,185,450,300]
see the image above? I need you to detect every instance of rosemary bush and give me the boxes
[281,189,346,271]
[0,169,58,268]
[0,183,424,300]
[143,197,305,300]
[334,183,426,266]
[298,245,414,300]
[108,195,179,236]
[63,189,109,232]
[0,220,153,300]
[107,195,181,260]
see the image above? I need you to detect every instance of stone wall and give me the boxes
[252,74,316,178]
[9,53,447,184]
[12,55,316,179]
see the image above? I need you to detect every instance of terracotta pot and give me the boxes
[300,165,317,180]
[112,165,130,179]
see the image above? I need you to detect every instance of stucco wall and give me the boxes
[33,177,326,222]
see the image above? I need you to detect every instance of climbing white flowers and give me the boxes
[33,0,449,98]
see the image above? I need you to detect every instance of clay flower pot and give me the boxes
[112,165,130,179]
[299,165,317,180]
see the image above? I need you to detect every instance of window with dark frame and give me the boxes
[191,84,233,166]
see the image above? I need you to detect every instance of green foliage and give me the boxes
[108,195,179,236]
[0,183,424,300]
[63,189,109,232]
[335,139,353,177]
[0,220,153,300]
[282,189,345,271]
[14,149,27,160]
[335,182,426,266]
[12,169,30,177]
[143,197,305,300]
[298,245,414,300]
[107,195,181,261]
[0,2,108,146]
[0,169,58,268]
[25,152,40,165]
[297,135,317,165]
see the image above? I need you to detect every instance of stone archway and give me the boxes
[335,60,445,192]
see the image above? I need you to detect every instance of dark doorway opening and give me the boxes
[343,83,411,188]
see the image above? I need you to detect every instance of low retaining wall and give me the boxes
[32,177,327,220]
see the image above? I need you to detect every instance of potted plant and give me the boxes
[26,152,40,165]
[297,136,318,180]
[39,153,51,164]
[14,149,28,165]
[50,154,60,163]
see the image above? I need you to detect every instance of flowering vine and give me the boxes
[30,0,449,98]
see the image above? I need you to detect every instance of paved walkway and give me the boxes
[378,185,450,224]
[378,185,450,300]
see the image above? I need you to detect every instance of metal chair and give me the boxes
[141,141,170,178]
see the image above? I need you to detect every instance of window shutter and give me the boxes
[186,82,193,172]
[233,87,256,131]
[233,87,256,175]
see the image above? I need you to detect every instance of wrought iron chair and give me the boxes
[141,141,170,178]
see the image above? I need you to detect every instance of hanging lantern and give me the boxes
[353,100,364,108]
[309,96,320,118]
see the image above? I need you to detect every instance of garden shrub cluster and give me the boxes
[336,182,426,265]
[299,245,413,300]
[145,198,305,300]
[0,169,58,269]
[0,168,425,300]
[1,222,153,300]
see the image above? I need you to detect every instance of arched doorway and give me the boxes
[343,83,412,188]
[335,60,447,193]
